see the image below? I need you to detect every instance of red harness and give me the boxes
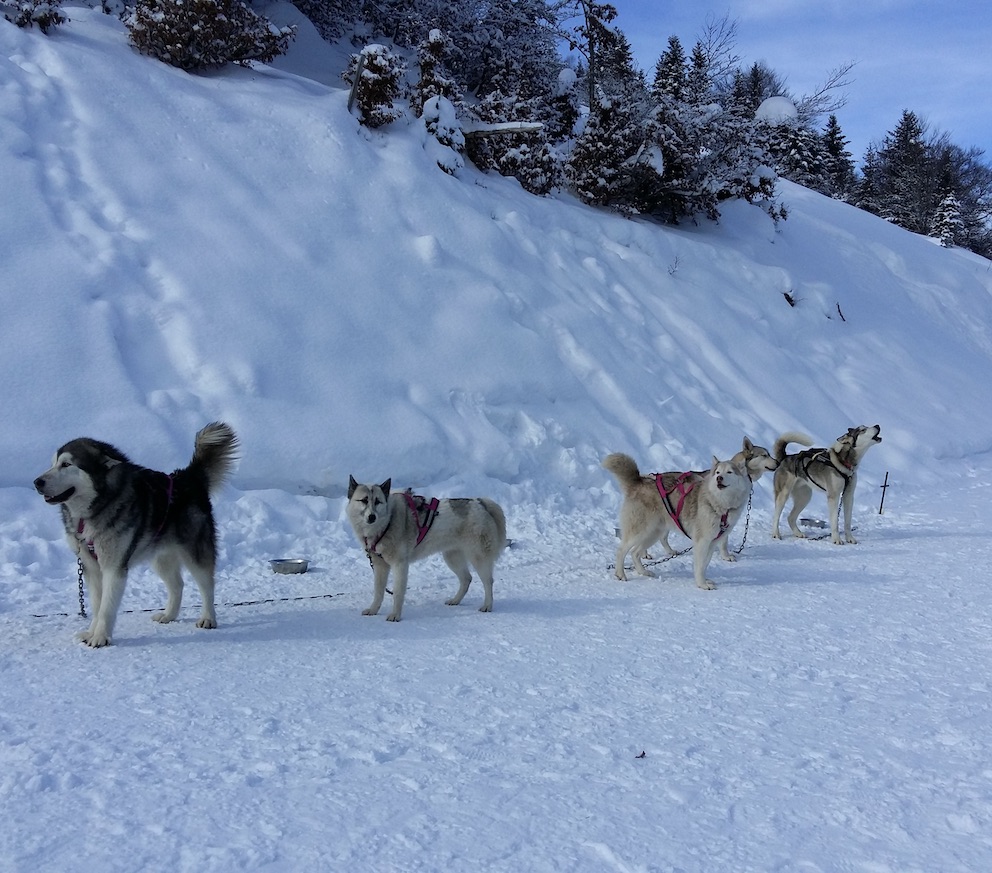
[655,472,730,541]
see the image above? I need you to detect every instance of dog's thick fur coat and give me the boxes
[347,477,507,621]
[771,424,882,544]
[603,452,751,590]
[34,422,239,647]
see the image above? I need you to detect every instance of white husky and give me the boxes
[346,477,507,621]
[603,454,751,590]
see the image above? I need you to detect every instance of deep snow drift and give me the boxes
[2,7,992,872]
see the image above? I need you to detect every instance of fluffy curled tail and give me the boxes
[773,431,815,461]
[191,422,240,494]
[602,452,644,491]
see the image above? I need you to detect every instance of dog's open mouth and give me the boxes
[44,487,75,504]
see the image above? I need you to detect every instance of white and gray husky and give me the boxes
[771,424,882,545]
[34,422,239,647]
[603,452,751,590]
[347,477,507,621]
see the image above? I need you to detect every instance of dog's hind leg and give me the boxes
[151,551,185,624]
[771,483,790,539]
[443,550,473,607]
[470,555,496,613]
[786,483,812,538]
[184,558,218,629]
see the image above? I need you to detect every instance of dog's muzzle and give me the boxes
[34,477,75,504]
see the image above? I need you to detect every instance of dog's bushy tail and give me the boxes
[773,431,815,461]
[480,499,509,554]
[602,452,643,490]
[191,422,240,494]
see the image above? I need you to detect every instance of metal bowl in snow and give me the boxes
[269,558,309,575]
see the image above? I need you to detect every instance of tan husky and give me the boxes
[347,477,507,621]
[603,453,751,590]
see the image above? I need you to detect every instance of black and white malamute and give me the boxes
[34,422,239,647]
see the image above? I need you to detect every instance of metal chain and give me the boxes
[76,558,87,618]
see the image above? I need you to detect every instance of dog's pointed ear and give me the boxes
[348,475,358,498]
[742,436,754,452]
[380,478,391,498]
[711,455,720,470]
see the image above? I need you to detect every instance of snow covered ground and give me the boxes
[2,7,992,872]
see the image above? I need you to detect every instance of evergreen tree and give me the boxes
[413,28,460,114]
[651,35,686,103]
[344,44,406,128]
[685,42,711,105]
[821,115,857,199]
[291,0,359,41]
[553,0,619,109]
[931,190,963,247]
[876,110,930,232]
[565,96,643,209]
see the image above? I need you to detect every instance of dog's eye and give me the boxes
[59,461,70,469]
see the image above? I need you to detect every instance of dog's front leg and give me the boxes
[693,540,717,590]
[362,553,390,616]
[717,536,736,562]
[841,479,858,544]
[387,562,408,621]
[78,564,127,647]
[827,491,845,545]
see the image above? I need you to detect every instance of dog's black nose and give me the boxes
[33,476,45,491]
[367,513,377,523]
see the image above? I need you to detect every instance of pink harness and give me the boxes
[655,472,730,541]
[403,492,439,546]
[365,492,440,555]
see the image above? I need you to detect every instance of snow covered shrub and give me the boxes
[414,29,459,115]
[344,44,406,129]
[494,136,561,196]
[421,95,464,175]
[565,97,644,211]
[125,0,296,72]
[6,0,67,33]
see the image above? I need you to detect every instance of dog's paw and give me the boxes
[614,569,628,582]
[77,629,112,647]
[637,568,657,578]
[696,579,717,590]
[386,613,402,622]
[478,604,492,613]
[846,535,859,544]
[195,617,218,629]
[722,554,737,563]
[152,611,174,624]
[361,607,380,616]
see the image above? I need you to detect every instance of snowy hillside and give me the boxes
[2,7,992,872]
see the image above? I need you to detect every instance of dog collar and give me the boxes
[76,518,98,561]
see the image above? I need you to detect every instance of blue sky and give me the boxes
[614,0,990,164]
